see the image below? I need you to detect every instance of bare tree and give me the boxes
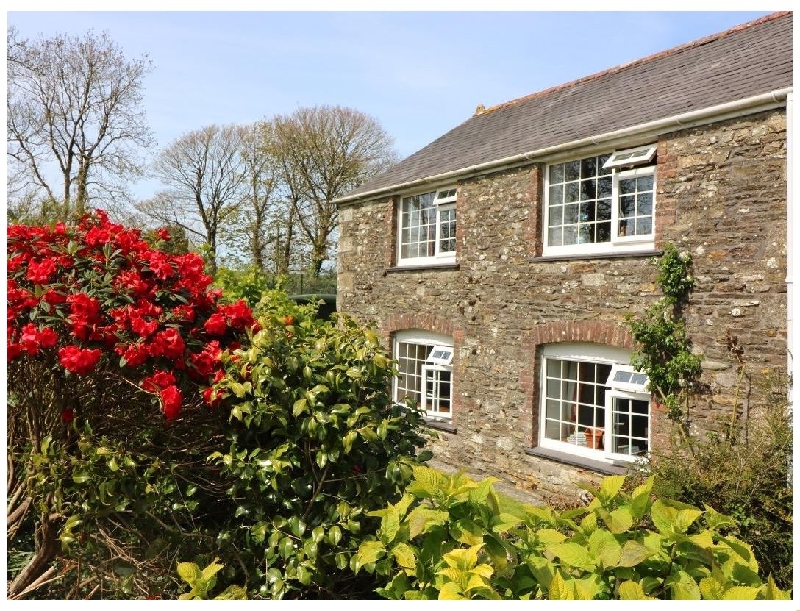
[143,125,246,275]
[232,121,279,273]
[270,105,397,275]
[7,27,154,220]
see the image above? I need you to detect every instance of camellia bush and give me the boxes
[7,210,257,599]
[207,291,431,599]
[352,468,790,600]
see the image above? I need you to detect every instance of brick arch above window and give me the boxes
[529,320,634,350]
[384,313,457,339]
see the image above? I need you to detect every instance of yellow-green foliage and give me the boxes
[177,558,247,600]
[354,466,791,600]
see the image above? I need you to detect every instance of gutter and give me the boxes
[337,86,793,206]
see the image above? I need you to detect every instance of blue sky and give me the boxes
[5,5,780,202]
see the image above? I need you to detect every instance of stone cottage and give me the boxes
[335,12,793,503]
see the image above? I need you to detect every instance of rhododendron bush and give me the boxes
[7,210,257,599]
[8,210,256,420]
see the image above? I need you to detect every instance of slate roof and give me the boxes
[341,11,792,203]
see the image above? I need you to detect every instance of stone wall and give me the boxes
[337,109,787,505]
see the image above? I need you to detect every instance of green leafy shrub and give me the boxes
[635,377,793,590]
[213,266,273,308]
[209,291,430,598]
[353,466,790,600]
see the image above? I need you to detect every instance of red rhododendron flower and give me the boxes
[156,228,171,240]
[172,304,195,323]
[153,327,185,360]
[37,326,59,348]
[130,316,158,338]
[189,340,221,377]
[118,342,149,367]
[26,258,58,284]
[84,226,112,247]
[142,370,177,392]
[220,300,256,330]
[160,385,182,420]
[42,289,68,307]
[67,293,102,321]
[204,312,227,336]
[58,345,102,375]
[19,323,40,355]
[61,408,76,423]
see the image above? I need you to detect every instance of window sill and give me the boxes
[387,262,460,273]
[425,418,457,434]
[525,447,630,475]
[530,249,662,263]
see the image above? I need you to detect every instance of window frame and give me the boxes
[397,187,457,267]
[538,343,650,464]
[543,149,656,257]
[393,330,454,421]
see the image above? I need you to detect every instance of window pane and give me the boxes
[549,184,564,204]
[598,176,612,198]
[581,157,597,179]
[548,226,562,246]
[619,195,635,217]
[619,220,630,237]
[636,218,652,235]
[549,205,563,226]
[564,203,579,224]
[619,178,636,195]
[597,199,611,220]
[597,222,611,242]
[579,201,595,223]
[565,182,579,203]
[637,193,653,216]
[563,225,577,245]
[549,163,565,184]
[581,179,597,201]
[599,154,612,175]
[565,160,580,182]
[638,174,654,191]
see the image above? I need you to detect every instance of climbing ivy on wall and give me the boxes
[626,243,702,425]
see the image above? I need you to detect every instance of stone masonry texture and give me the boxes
[337,110,787,505]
